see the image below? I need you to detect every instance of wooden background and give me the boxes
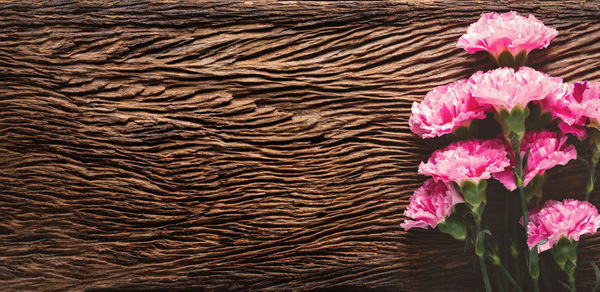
[2,1,600,291]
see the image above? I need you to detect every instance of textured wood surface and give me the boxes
[2,1,600,291]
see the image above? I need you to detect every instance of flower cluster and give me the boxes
[409,66,566,140]
[402,11,600,292]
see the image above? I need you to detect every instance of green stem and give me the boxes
[511,243,522,288]
[568,260,577,292]
[503,194,510,290]
[518,185,528,237]
[533,278,540,292]
[512,145,539,292]
[492,258,523,292]
[518,185,539,292]
[585,152,600,202]
[475,217,492,292]
[480,256,492,292]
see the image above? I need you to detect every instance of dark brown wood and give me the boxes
[2,1,600,291]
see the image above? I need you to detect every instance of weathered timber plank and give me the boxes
[1,1,600,291]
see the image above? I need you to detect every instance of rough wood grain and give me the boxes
[2,1,600,291]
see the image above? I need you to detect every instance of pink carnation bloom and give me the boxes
[418,138,510,185]
[494,130,577,191]
[401,178,464,230]
[457,11,558,58]
[409,79,487,138]
[544,81,600,140]
[526,199,600,253]
[469,67,565,113]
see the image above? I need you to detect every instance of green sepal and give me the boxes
[550,237,578,287]
[526,103,554,131]
[457,180,488,219]
[510,240,520,258]
[475,229,491,257]
[498,50,515,68]
[514,50,528,68]
[489,50,528,69]
[528,239,548,280]
[529,251,541,280]
[550,237,578,271]
[496,107,530,148]
[487,250,501,266]
[451,125,471,141]
[451,119,486,141]
[523,174,547,207]
[564,260,577,284]
[487,51,500,66]
[436,212,468,241]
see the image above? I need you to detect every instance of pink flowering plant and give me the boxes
[457,11,558,68]
[409,79,487,139]
[401,178,467,240]
[402,11,600,292]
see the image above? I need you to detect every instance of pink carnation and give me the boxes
[526,199,600,253]
[493,130,577,191]
[469,67,565,113]
[409,79,487,138]
[457,11,558,58]
[544,81,600,140]
[418,138,510,185]
[401,178,464,230]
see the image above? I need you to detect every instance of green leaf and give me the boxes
[590,127,600,155]
[524,174,546,207]
[530,239,548,252]
[437,213,468,241]
[465,238,472,254]
[522,148,531,171]
[590,261,600,292]
[559,280,572,291]
[488,258,523,292]
[579,157,591,170]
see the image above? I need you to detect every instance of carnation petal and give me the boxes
[401,179,464,231]
[418,138,510,185]
[526,199,600,253]
[457,11,557,58]
[495,130,577,191]
[543,81,600,139]
[492,168,517,191]
[409,79,487,138]
[469,67,565,113]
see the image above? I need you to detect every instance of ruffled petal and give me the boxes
[457,11,557,58]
